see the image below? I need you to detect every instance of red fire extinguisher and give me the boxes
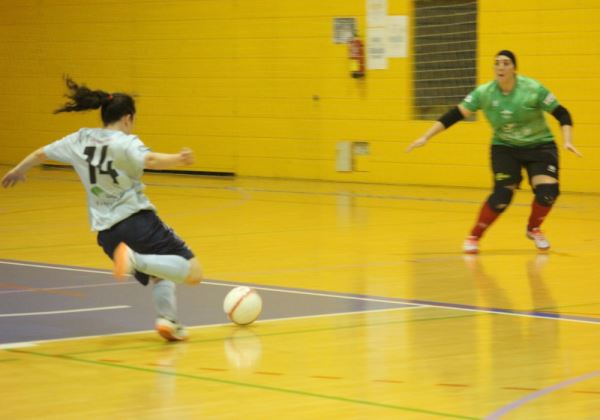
[348,34,365,79]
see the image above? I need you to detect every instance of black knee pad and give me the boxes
[534,183,560,207]
[487,186,514,212]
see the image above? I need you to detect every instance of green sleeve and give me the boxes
[461,87,481,112]
[538,84,560,112]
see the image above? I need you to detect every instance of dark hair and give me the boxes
[496,50,517,69]
[54,76,136,125]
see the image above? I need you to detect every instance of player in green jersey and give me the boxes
[406,50,582,253]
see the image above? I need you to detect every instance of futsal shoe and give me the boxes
[113,242,134,281]
[155,317,188,342]
[526,227,550,251]
[463,235,480,254]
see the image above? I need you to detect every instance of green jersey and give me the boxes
[461,75,560,148]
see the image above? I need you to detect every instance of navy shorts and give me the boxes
[491,143,559,188]
[97,210,194,286]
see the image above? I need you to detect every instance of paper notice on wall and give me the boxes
[366,0,387,27]
[367,27,387,69]
[386,16,408,58]
[333,17,357,44]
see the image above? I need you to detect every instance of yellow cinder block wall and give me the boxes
[0,1,597,192]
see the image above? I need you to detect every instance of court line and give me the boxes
[0,342,38,350]
[0,281,84,297]
[0,281,135,295]
[7,306,421,349]
[0,260,111,275]
[485,370,600,419]
[57,312,490,358]
[2,259,599,324]
[9,348,479,420]
[401,300,600,325]
[15,309,597,408]
[23,171,591,209]
[216,282,421,305]
[142,179,583,209]
[216,282,600,325]
[0,259,417,305]
[0,305,131,318]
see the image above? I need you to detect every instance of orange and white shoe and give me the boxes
[155,317,188,342]
[463,235,480,254]
[527,227,550,251]
[112,242,134,281]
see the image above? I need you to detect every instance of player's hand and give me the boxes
[1,169,26,188]
[179,148,194,165]
[406,136,429,152]
[565,143,583,157]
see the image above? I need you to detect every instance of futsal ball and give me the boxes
[223,286,263,325]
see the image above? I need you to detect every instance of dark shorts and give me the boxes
[491,143,559,187]
[97,210,194,286]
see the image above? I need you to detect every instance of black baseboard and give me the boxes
[42,164,234,177]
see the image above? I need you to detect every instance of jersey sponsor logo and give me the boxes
[495,172,512,181]
[501,123,515,132]
[91,186,105,197]
[90,185,118,204]
[500,109,513,119]
[543,93,556,106]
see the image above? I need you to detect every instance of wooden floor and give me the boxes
[1,166,599,419]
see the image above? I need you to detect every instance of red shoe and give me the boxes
[463,236,479,254]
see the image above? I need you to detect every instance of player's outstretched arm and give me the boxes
[144,147,195,170]
[406,105,472,153]
[1,148,48,188]
[406,122,445,152]
[561,125,582,157]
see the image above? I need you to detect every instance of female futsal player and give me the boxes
[1,77,203,341]
[407,50,582,253]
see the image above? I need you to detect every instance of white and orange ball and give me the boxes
[223,286,263,325]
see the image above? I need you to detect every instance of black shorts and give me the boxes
[491,143,559,188]
[97,210,194,286]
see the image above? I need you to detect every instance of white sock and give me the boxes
[132,253,191,284]
[152,280,177,321]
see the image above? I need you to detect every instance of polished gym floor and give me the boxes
[1,166,599,419]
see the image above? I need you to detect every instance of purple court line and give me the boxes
[485,370,600,419]
[401,299,600,325]
[2,259,599,324]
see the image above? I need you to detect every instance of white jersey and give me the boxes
[44,128,155,231]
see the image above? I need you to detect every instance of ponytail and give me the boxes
[54,76,136,125]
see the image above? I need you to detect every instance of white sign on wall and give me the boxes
[366,0,387,27]
[366,0,388,69]
[386,15,408,58]
[367,27,387,70]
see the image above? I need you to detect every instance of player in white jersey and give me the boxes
[1,77,203,341]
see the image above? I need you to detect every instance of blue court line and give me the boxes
[485,369,600,419]
[1,259,599,324]
[230,280,600,325]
